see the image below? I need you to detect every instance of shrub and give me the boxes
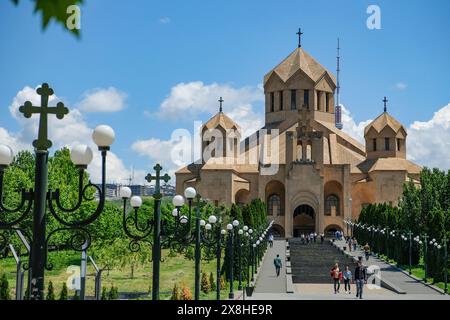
[170,283,180,300]
[179,283,192,300]
[220,276,226,290]
[209,272,216,291]
[59,283,68,300]
[0,273,11,300]
[108,285,119,300]
[46,281,55,300]
[101,287,108,300]
[201,272,210,294]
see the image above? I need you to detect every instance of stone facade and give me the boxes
[175,47,421,238]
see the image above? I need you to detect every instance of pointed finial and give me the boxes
[296,28,303,48]
[383,96,388,112]
[218,96,224,113]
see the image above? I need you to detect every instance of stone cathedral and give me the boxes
[175,39,421,238]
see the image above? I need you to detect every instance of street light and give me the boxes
[200,208,227,300]
[120,163,170,300]
[0,83,115,300]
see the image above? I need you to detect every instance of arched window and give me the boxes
[268,194,281,216]
[325,194,340,216]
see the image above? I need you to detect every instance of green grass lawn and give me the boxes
[0,249,242,300]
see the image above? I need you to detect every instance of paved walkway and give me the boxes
[247,238,450,300]
[253,240,286,294]
[334,239,440,295]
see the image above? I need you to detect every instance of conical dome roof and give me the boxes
[364,112,406,136]
[264,48,336,85]
[203,111,240,131]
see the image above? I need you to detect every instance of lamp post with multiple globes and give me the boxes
[0,83,115,300]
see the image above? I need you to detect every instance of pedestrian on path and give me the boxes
[348,238,353,252]
[274,254,282,277]
[268,234,274,247]
[363,243,370,261]
[343,265,352,294]
[353,238,357,251]
[354,261,367,299]
[320,233,324,244]
[330,263,342,294]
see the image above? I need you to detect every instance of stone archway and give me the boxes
[324,224,343,237]
[270,224,285,238]
[293,204,315,237]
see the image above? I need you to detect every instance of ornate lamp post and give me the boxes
[227,219,239,299]
[248,228,255,282]
[119,163,170,300]
[236,227,244,291]
[169,187,203,300]
[401,231,414,275]
[200,209,227,300]
[0,83,115,300]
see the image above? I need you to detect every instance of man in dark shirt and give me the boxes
[354,262,367,299]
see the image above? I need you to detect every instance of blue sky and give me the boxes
[1,0,450,182]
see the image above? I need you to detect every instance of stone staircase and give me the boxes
[289,239,356,283]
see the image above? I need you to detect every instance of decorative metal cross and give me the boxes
[19,83,69,150]
[296,28,303,48]
[145,164,170,199]
[383,96,388,112]
[218,97,224,113]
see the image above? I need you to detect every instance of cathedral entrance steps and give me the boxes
[289,239,356,284]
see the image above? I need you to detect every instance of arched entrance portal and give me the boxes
[293,204,315,237]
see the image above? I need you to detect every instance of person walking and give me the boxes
[330,263,341,294]
[348,238,353,252]
[268,234,274,248]
[353,238,358,251]
[320,233,324,244]
[343,265,352,294]
[363,243,370,261]
[354,261,367,299]
[274,254,282,277]
[314,232,317,243]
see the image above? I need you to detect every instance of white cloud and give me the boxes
[131,135,190,180]
[158,81,264,137]
[158,17,171,24]
[1,85,137,184]
[340,105,372,144]
[395,82,408,91]
[407,103,450,169]
[77,87,127,112]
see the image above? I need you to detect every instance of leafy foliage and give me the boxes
[11,0,83,37]
[0,273,11,300]
[356,168,450,282]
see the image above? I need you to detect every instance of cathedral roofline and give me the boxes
[263,48,337,86]
[364,111,406,136]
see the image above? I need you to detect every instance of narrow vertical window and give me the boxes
[291,90,297,110]
[385,137,390,151]
[279,91,283,111]
[397,138,401,151]
[303,89,309,108]
[325,93,329,112]
[373,138,377,151]
[316,91,321,111]
[270,92,274,112]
